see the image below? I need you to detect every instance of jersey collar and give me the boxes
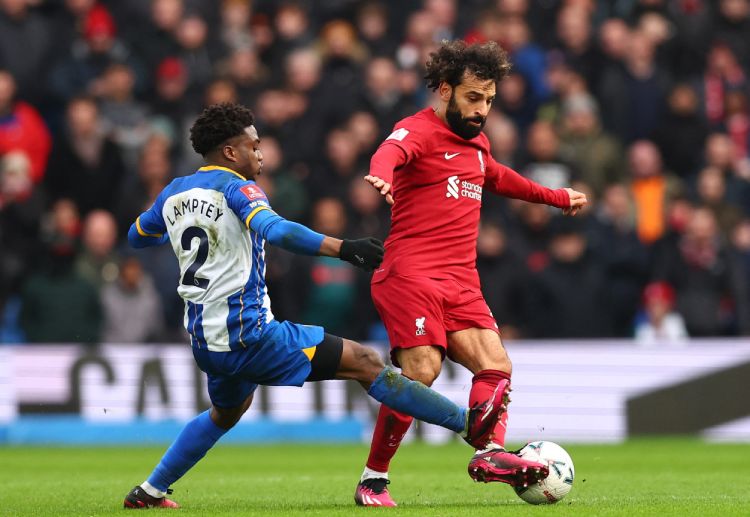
[198,165,245,180]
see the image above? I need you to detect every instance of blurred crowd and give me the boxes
[1,0,749,344]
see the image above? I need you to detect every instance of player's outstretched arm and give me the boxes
[486,160,588,215]
[250,210,384,271]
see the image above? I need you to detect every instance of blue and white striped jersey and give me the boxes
[134,165,277,352]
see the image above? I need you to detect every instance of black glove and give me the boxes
[340,237,385,272]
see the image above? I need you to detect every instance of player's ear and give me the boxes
[439,81,452,102]
[222,144,236,162]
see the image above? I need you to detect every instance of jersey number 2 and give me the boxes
[181,226,210,289]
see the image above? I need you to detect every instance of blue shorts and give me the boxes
[192,320,324,408]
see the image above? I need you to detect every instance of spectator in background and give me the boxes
[589,183,650,336]
[347,111,381,159]
[359,57,417,136]
[713,0,750,70]
[45,96,126,215]
[265,2,314,82]
[730,218,750,334]
[219,0,254,52]
[500,15,550,106]
[47,0,97,64]
[98,63,152,171]
[598,17,631,70]
[653,207,747,336]
[723,89,750,160]
[76,209,120,288]
[698,42,746,128]
[558,93,624,196]
[175,13,223,100]
[524,216,611,338]
[129,0,184,74]
[484,111,522,171]
[509,201,553,264]
[220,47,269,107]
[424,0,458,42]
[356,2,395,57]
[536,57,589,125]
[310,127,364,200]
[703,132,750,213]
[286,198,359,338]
[636,11,675,73]
[0,152,45,311]
[254,135,307,221]
[20,199,101,343]
[150,57,190,138]
[0,0,52,104]
[0,70,52,183]
[634,281,689,344]
[652,84,709,179]
[496,72,535,134]
[476,221,526,339]
[556,6,603,88]
[598,29,669,142]
[628,140,682,245]
[694,166,744,237]
[522,120,576,190]
[49,4,146,103]
[318,20,366,105]
[396,10,438,71]
[282,47,329,164]
[101,255,164,342]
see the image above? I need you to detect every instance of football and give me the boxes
[513,441,575,505]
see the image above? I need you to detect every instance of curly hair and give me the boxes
[189,103,256,156]
[424,40,511,91]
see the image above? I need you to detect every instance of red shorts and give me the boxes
[371,272,498,366]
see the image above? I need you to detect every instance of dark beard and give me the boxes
[445,95,486,140]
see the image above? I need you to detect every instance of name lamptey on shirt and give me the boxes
[369,107,570,283]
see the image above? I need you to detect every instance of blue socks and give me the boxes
[367,367,467,433]
[147,410,227,492]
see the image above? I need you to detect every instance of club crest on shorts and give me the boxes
[415,317,426,336]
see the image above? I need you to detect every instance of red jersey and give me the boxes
[370,107,569,281]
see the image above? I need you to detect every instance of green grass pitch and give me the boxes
[1,438,748,516]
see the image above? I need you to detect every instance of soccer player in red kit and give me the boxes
[353,40,588,507]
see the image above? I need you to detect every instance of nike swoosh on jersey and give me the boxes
[444,152,460,160]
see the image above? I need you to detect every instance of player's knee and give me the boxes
[401,363,440,386]
[210,394,253,430]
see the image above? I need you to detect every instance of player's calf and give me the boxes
[461,377,511,449]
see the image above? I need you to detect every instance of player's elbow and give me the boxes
[127,224,146,248]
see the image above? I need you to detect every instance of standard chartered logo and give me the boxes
[446,175,460,199]
[446,175,482,200]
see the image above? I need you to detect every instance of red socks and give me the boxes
[365,404,414,473]
[470,369,511,448]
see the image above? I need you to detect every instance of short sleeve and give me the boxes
[225,180,275,228]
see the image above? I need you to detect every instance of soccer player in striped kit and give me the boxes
[123,103,509,509]
[354,40,587,506]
